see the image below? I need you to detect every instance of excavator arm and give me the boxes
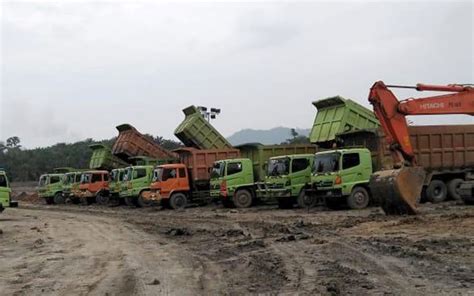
[368,81,474,215]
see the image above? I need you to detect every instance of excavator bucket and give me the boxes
[369,167,426,215]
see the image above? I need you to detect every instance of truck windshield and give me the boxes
[39,175,48,186]
[152,168,162,182]
[123,168,132,181]
[268,158,290,177]
[0,174,7,187]
[110,170,119,182]
[81,174,92,184]
[210,162,224,178]
[314,153,340,174]
[64,174,74,185]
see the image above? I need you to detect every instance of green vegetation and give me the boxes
[0,135,181,182]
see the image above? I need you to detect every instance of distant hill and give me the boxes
[227,127,311,145]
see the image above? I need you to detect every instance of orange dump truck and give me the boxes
[144,148,240,209]
[77,170,110,205]
[112,123,178,162]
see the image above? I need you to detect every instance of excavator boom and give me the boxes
[368,81,474,215]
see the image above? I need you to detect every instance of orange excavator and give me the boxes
[368,81,474,215]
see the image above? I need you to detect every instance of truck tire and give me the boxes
[426,180,447,203]
[137,191,152,208]
[347,187,370,210]
[233,189,253,208]
[169,193,187,210]
[54,193,65,205]
[96,192,109,205]
[447,179,463,201]
[124,196,137,207]
[297,191,317,208]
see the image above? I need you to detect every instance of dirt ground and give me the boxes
[0,200,473,295]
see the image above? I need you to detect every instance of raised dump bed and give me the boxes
[112,124,178,161]
[89,144,128,170]
[310,96,379,147]
[174,106,233,150]
[236,143,319,182]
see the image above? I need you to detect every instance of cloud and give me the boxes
[1,1,472,148]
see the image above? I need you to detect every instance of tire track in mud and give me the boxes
[5,202,474,295]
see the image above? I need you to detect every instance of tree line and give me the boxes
[0,136,182,182]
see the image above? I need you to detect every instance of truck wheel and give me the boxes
[96,192,109,205]
[233,189,252,208]
[426,180,447,203]
[124,196,137,207]
[297,191,317,208]
[347,187,370,210]
[278,198,293,209]
[137,191,152,208]
[447,179,463,200]
[45,197,54,205]
[54,193,65,205]
[169,193,187,210]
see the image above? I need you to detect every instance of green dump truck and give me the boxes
[174,105,233,150]
[310,96,379,147]
[0,170,17,212]
[119,165,155,207]
[210,144,318,208]
[306,125,474,210]
[61,171,83,203]
[109,168,125,202]
[37,173,65,204]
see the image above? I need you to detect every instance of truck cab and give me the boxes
[257,154,315,208]
[307,148,373,209]
[61,171,83,203]
[120,165,154,207]
[146,163,190,209]
[210,158,255,208]
[78,170,110,205]
[109,168,125,196]
[0,170,16,212]
[37,173,65,204]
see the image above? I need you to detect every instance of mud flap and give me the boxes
[369,167,426,215]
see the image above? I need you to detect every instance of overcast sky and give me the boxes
[1,1,472,148]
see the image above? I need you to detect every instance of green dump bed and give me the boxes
[236,143,319,182]
[174,106,233,150]
[89,144,128,170]
[310,96,379,147]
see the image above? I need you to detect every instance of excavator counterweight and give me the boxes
[368,81,474,215]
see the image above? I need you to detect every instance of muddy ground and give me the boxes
[0,199,473,295]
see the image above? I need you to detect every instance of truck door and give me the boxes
[160,167,179,197]
[290,157,311,195]
[340,152,368,195]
